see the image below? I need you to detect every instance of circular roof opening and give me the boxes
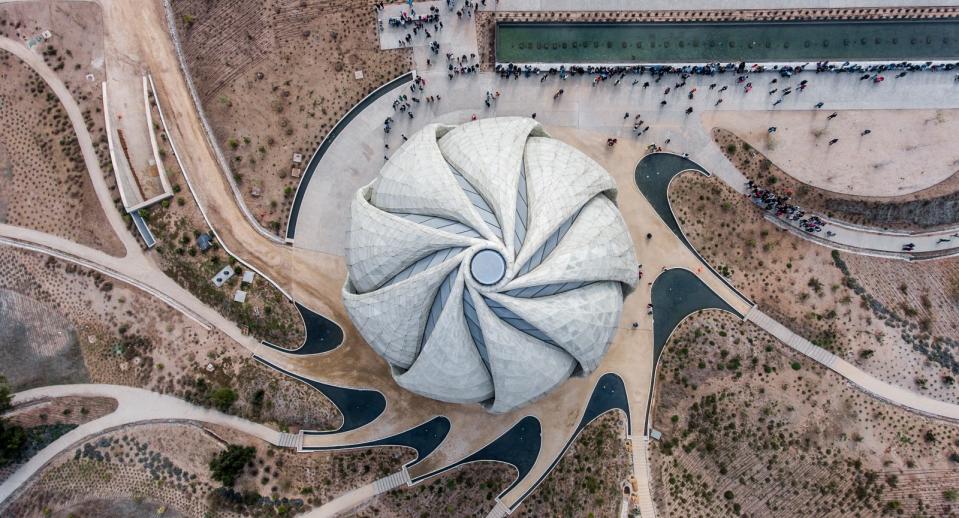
[470,249,506,286]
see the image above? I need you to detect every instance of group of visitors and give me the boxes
[746,180,824,233]
[386,6,444,47]
[448,52,480,80]
[387,8,440,28]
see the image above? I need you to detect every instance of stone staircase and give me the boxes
[373,469,411,494]
[276,432,303,450]
[745,308,838,369]
[484,499,511,518]
[633,437,657,518]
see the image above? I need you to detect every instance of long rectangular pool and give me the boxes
[495,20,959,63]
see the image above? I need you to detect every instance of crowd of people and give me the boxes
[383,5,444,48]
[494,59,959,82]
[448,52,480,79]
[746,180,825,233]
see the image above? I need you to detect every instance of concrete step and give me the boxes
[373,470,410,494]
[485,499,510,518]
[749,310,839,369]
[634,439,657,518]
[277,432,300,449]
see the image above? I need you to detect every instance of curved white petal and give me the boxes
[514,136,618,271]
[343,117,637,414]
[506,196,637,291]
[343,254,464,369]
[348,185,480,293]
[394,271,494,403]
[485,282,623,373]
[438,117,543,255]
[468,287,576,414]
[372,124,494,240]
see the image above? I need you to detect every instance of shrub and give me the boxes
[0,376,27,466]
[209,445,255,486]
[210,387,238,412]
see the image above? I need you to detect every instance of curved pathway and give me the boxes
[746,307,959,421]
[0,229,210,328]
[648,138,959,260]
[0,34,137,257]
[0,384,286,506]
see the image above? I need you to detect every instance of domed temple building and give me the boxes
[343,117,638,413]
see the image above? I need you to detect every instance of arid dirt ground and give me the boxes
[670,173,959,404]
[650,311,959,517]
[0,2,124,250]
[359,412,631,517]
[710,123,959,231]
[0,50,121,255]
[3,422,414,517]
[0,246,339,431]
[140,103,305,349]
[514,412,631,517]
[170,0,412,236]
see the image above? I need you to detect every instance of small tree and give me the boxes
[209,444,255,486]
[210,387,238,412]
[0,376,27,467]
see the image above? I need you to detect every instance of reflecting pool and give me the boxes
[496,20,959,63]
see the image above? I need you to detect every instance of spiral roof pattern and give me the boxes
[343,117,638,413]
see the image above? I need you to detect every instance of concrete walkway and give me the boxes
[629,435,657,518]
[0,384,284,506]
[746,307,959,421]
[324,65,959,256]
[299,13,959,258]
[0,225,211,328]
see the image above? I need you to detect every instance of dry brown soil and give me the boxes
[0,246,339,431]
[170,0,412,236]
[360,412,631,517]
[5,396,118,429]
[650,311,959,518]
[140,111,305,348]
[3,421,414,517]
[514,412,631,517]
[669,172,959,404]
[0,50,122,255]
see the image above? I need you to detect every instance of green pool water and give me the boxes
[495,20,959,63]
